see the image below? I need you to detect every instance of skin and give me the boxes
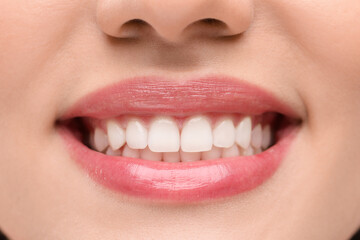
[0,0,359,239]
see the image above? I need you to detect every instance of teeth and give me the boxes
[106,120,126,150]
[180,150,201,162]
[126,119,148,149]
[105,147,122,156]
[222,144,240,158]
[89,114,276,161]
[148,117,180,152]
[235,116,252,149]
[254,147,262,154]
[122,145,140,158]
[242,146,255,156]
[251,124,262,149]
[261,125,271,149]
[213,118,235,148]
[201,146,222,160]
[140,147,162,161]
[163,152,180,162]
[93,128,109,152]
[181,116,213,152]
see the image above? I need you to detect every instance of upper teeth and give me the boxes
[125,118,148,149]
[235,116,252,149]
[93,128,109,152]
[107,120,126,150]
[181,116,213,152]
[90,114,273,161]
[213,117,235,148]
[148,117,180,152]
[251,124,263,149]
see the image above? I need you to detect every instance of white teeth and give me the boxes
[235,116,252,149]
[106,120,126,150]
[251,124,262,149]
[140,147,162,161]
[261,125,271,149]
[105,147,122,156]
[254,147,262,154]
[122,145,140,158]
[180,150,201,162]
[148,117,180,152]
[91,114,274,161]
[126,119,148,149]
[181,116,213,152]
[213,118,235,148]
[222,144,240,158]
[163,152,180,162]
[201,146,222,160]
[242,146,255,156]
[93,128,109,152]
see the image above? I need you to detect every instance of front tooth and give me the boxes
[261,125,271,149]
[106,120,126,150]
[222,144,240,158]
[140,147,162,161]
[148,117,180,152]
[126,119,148,149]
[201,146,222,160]
[180,150,201,162]
[94,127,109,152]
[235,116,252,149]
[163,152,180,162]
[213,118,235,148]
[122,145,140,158]
[181,116,213,152]
[251,124,262,148]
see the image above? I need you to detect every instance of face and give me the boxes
[0,0,359,239]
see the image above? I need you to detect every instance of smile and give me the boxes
[58,75,301,202]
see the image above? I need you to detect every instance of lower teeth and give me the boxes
[99,143,266,162]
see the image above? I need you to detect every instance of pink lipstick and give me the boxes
[58,75,300,202]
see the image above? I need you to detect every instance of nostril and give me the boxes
[119,19,152,38]
[124,19,148,26]
[198,18,225,27]
[184,18,231,38]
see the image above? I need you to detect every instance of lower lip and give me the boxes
[59,125,298,203]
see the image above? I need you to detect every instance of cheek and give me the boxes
[265,0,360,122]
[0,0,87,106]
[277,0,360,74]
[0,0,94,139]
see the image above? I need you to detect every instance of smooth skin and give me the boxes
[0,0,359,239]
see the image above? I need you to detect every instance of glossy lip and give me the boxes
[61,75,299,119]
[59,75,300,202]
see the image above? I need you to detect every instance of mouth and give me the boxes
[57,75,301,202]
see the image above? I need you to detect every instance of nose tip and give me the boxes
[96,0,254,42]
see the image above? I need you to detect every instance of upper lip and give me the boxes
[61,75,301,120]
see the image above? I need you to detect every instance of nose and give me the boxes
[96,0,254,42]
